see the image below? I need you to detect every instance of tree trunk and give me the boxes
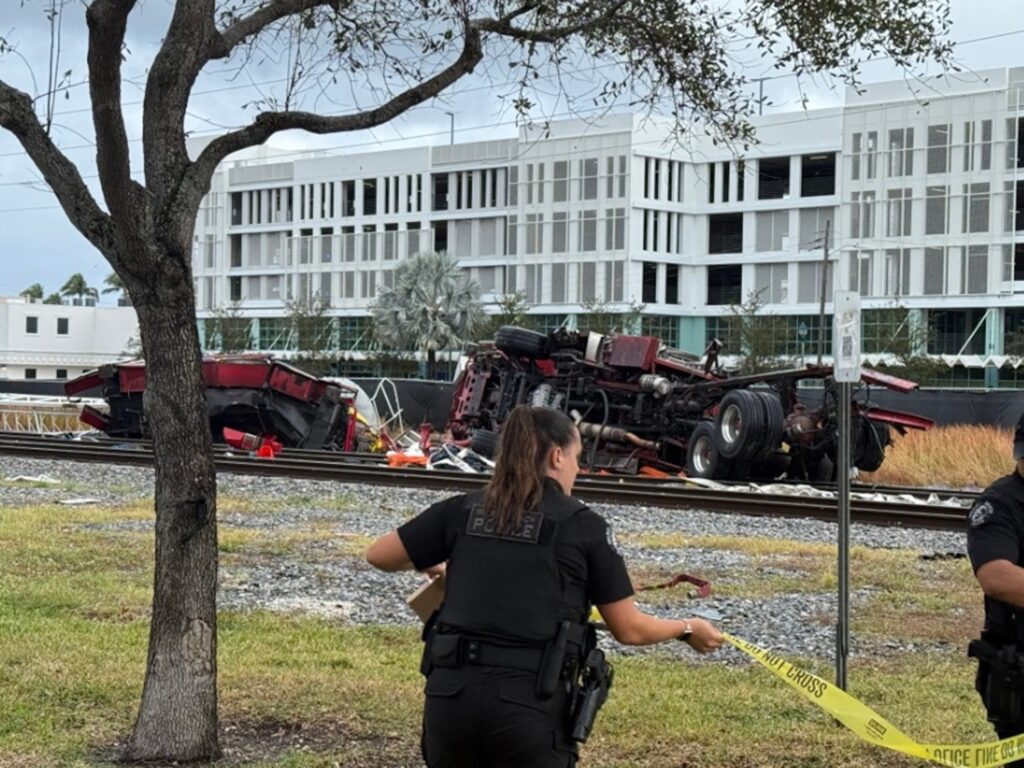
[124,255,220,762]
[428,348,436,381]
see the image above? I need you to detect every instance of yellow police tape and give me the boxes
[724,633,1024,767]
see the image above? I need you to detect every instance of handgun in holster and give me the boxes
[970,639,1024,726]
[570,648,614,743]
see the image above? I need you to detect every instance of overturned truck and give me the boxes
[448,326,933,481]
[65,355,357,451]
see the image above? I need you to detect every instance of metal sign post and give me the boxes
[832,290,861,691]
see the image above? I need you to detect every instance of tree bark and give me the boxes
[123,244,220,762]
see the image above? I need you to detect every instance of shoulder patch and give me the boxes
[970,500,996,529]
[605,523,619,552]
[466,504,543,543]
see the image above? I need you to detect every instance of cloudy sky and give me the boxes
[0,0,1022,301]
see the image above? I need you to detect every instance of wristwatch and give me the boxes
[677,618,693,642]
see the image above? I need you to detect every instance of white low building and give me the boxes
[0,297,139,380]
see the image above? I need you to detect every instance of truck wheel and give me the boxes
[494,326,549,357]
[715,390,763,460]
[752,390,785,460]
[686,421,728,479]
[470,428,499,458]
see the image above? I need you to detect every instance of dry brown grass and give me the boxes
[860,424,1015,488]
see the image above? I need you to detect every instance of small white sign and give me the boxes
[833,290,861,383]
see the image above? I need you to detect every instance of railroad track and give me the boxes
[0,432,970,531]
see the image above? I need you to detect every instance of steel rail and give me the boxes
[0,431,980,502]
[0,435,967,531]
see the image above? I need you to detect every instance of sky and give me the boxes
[0,0,1022,302]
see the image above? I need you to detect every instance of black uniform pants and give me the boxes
[422,665,578,768]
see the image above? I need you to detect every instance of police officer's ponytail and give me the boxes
[484,406,577,535]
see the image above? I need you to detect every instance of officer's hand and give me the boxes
[422,562,447,579]
[685,618,724,653]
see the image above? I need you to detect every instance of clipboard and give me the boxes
[407,574,445,622]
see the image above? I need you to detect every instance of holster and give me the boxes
[570,646,614,743]
[970,639,1024,727]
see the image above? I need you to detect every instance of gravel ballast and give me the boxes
[1,456,971,666]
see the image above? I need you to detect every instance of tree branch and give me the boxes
[0,79,117,258]
[473,0,630,44]
[186,23,483,194]
[212,0,344,58]
[86,0,139,225]
[143,0,218,201]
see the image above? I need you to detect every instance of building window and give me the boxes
[641,262,658,303]
[25,316,38,334]
[579,210,597,252]
[926,186,949,235]
[553,161,568,202]
[641,315,679,348]
[57,317,69,335]
[797,261,833,304]
[927,124,951,174]
[754,262,789,304]
[755,210,789,252]
[604,208,626,251]
[888,127,914,177]
[525,214,544,254]
[707,265,742,305]
[849,191,875,239]
[800,153,835,197]
[798,208,834,251]
[708,213,743,254]
[56,368,68,380]
[883,248,912,297]
[885,188,912,237]
[25,368,37,379]
[758,156,790,200]
[580,158,598,200]
[552,212,568,253]
[665,264,679,304]
[924,247,947,295]
[964,120,993,172]
[963,245,988,295]
[962,183,991,234]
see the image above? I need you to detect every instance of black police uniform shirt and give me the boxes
[397,484,634,642]
[967,471,1024,639]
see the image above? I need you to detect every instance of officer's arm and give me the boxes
[366,531,414,572]
[976,559,1024,608]
[597,597,723,652]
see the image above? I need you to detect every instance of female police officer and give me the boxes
[367,405,724,767]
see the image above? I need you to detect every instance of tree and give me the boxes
[372,251,485,379]
[102,271,130,304]
[287,294,336,374]
[479,290,534,340]
[723,288,793,374]
[864,305,946,384]
[19,283,43,300]
[43,292,63,305]
[578,297,645,336]
[59,272,99,304]
[208,302,252,354]
[0,1,951,760]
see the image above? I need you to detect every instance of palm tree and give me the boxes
[60,272,99,305]
[102,272,131,305]
[19,283,44,301]
[43,292,63,305]
[371,251,485,379]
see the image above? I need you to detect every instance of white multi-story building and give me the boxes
[192,67,1024,387]
[0,297,139,379]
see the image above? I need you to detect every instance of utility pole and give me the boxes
[816,219,831,365]
[444,111,455,145]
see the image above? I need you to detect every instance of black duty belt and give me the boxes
[430,633,547,672]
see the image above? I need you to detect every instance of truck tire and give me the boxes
[715,389,764,460]
[470,428,499,459]
[494,326,549,358]
[752,391,785,460]
[686,421,729,479]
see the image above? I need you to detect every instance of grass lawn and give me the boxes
[0,499,994,767]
